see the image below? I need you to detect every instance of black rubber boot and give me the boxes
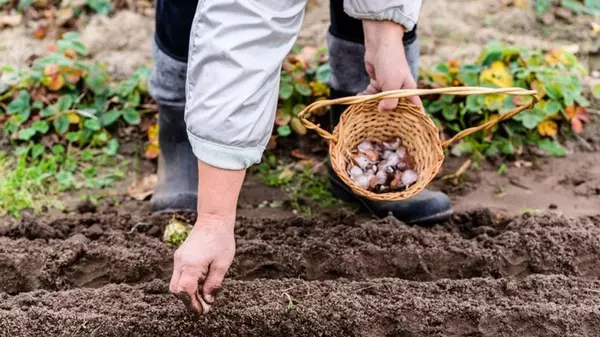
[150,104,198,213]
[326,88,453,226]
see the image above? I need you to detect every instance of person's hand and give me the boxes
[362,20,423,112]
[169,214,235,314]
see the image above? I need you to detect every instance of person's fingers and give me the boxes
[409,95,424,111]
[169,251,183,294]
[202,263,229,304]
[176,268,207,314]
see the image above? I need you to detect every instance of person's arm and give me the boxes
[344,0,424,111]
[169,0,308,315]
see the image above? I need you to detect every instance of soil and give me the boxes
[2,0,600,336]
[2,207,600,336]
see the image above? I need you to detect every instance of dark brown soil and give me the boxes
[1,276,600,337]
[1,207,600,336]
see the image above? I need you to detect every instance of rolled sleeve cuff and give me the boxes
[344,7,417,31]
[187,130,263,170]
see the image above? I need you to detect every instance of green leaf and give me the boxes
[32,120,50,134]
[127,90,141,107]
[31,144,45,159]
[277,125,292,137]
[7,90,30,115]
[85,0,112,14]
[94,131,108,143]
[316,64,330,83]
[101,109,121,126]
[574,94,590,108]
[294,83,312,96]
[18,128,36,140]
[544,83,561,100]
[14,146,29,157]
[593,84,600,98]
[17,0,33,11]
[72,41,89,56]
[538,139,566,157]
[66,131,80,143]
[103,139,119,156]
[543,100,561,116]
[466,95,484,112]
[40,106,58,117]
[517,109,546,129]
[52,144,65,155]
[53,115,70,134]
[499,141,515,155]
[292,104,306,117]
[122,109,141,125]
[84,119,102,131]
[81,149,94,161]
[535,0,552,13]
[32,101,43,110]
[85,64,109,95]
[280,72,292,83]
[427,100,445,113]
[450,141,473,157]
[279,83,294,100]
[57,95,74,112]
[441,104,458,121]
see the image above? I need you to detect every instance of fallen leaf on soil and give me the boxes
[290,148,311,160]
[127,174,158,201]
[267,135,278,150]
[33,24,48,39]
[592,22,600,35]
[537,120,558,137]
[0,14,22,27]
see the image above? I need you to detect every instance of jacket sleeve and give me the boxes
[184,0,307,170]
[343,0,422,31]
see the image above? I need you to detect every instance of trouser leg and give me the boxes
[148,0,199,213]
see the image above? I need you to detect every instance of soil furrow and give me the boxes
[1,275,599,337]
[0,233,172,294]
[2,211,600,294]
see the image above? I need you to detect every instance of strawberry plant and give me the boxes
[420,41,590,160]
[274,46,330,142]
[504,0,600,22]
[0,32,154,216]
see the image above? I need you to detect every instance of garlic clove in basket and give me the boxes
[382,150,394,160]
[401,169,419,186]
[375,170,387,185]
[348,165,363,179]
[396,146,407,161]
[383,138,401,151]
[351,153,370,170]
[353,174,371,189]
[357,140,373,153]
[390,171,404,190]
[397,161,408,171]
[363,149,381,162]
[384,152,401,167]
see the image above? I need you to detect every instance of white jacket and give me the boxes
[184,0,422,170]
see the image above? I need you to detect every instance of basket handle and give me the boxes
[297,86,539,147]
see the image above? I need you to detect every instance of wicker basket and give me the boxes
[298,86,539,201]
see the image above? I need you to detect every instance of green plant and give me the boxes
[254,155,346,215]
[1,32,153,155]
[0,32,152,216]
[535,0,600,17]
[420,41,589,160]
[273,46,331,143]
[0,145,126,217]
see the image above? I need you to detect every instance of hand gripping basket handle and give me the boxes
[297,86,539,148]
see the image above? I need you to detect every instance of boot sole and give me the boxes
[329,175,453,226]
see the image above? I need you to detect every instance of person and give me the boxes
[149,0,452,314]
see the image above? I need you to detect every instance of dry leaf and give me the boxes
[267,135,277,150]
[127,174,158,200]
[290,148,311,160]
[537,120,558,137]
